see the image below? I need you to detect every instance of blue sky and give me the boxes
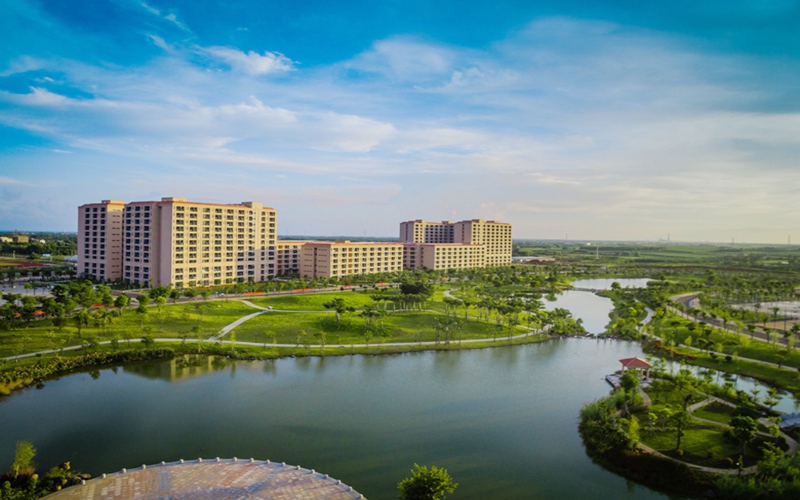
[1,0,800,242]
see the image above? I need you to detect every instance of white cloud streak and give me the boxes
[204,47,294,75]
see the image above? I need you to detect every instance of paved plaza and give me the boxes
[43,459,365,500]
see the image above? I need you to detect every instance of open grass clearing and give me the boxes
[640,423,779,468]
[0,300,255,357]
[692,401,736,425]
[248,292,377,311]
[225,310,525,346]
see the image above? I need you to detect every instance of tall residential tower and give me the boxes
[79,198,277,287]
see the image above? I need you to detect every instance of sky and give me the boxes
[1,1,800,242]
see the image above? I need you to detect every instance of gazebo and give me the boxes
[619,357,652,379]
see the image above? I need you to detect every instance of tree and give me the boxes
[154,295,167,316]
[672,410,692,451]
[73,309,90,336]
[136,304,148,328]
[10,441,36,478]
[730,415,758,457]
[398,464,458,500]
[619,369,640,417]
[137,294,150,308]
[323,298,346,327]
[114,293,129,314]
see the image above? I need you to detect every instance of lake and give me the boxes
[0,343,669,499]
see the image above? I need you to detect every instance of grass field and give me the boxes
[226,309,521,345]
[0,300,255,357]
[0,292,531,359]
[640,423,776,468]
[692,401,736,425]
[636,382,784,469]
[248,292,376,311]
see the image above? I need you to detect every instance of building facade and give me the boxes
[78,200,126,282]
[402,243,486,271]
[78,199,513,285]
[299,241,404,279]
[79,198,277,287]
[398,218,512,268]
[276,240,308,275]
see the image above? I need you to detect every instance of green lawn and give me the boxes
[641,423,780,468]
[693,401,736,425]
[225,310,525,345]
[0,300,255,357]
[247,292,377,310]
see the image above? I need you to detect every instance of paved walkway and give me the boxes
[43,459,364,500]
[637,443,757,475]
[209,310,265,341]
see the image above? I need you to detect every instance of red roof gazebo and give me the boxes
[619,357,651,378]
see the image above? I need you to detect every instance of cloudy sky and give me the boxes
[1,0,799,242]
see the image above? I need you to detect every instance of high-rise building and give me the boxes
[78,200,512,285]
[78,200,126,282]
[78,198,277,287]
[398,218,512,269]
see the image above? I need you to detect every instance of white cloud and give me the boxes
[0,56,47,77]
[346,37,456,80]
[147,34,171,51]
[204,47,294,75]
[4,87,70,106]
[138,1,189,31]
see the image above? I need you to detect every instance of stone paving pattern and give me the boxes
[43,459,365,500]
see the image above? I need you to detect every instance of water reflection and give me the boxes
[124,355,223,382]
[541,290,615,334]
[572,278,652,290]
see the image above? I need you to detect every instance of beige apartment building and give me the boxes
[79,198,277,287]
[399,218,512,268]
[78,200,126,281]
[299,241,404,279]
[402,243,486,271]
[78,200,512,285]
[276,240,308,275]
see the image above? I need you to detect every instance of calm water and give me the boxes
[572,278,653,290]
[0,340,669,500]
[542,290,615,334]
